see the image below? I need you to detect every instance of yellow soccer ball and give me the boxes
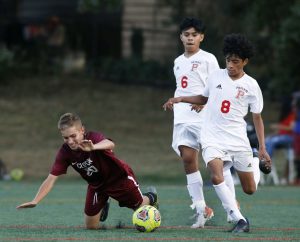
[10,168,24,181]
[132,205,161,232]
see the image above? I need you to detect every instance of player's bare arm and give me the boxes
[16,174,58,209]
[79,139,115,151]
[252,113,271,164]
[163,95,208,111]
[190,104,205,113]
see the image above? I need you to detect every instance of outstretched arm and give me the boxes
[163,95,208,111]
[78,139,115,152]
[252,113,271,164]
[16,174,58,209]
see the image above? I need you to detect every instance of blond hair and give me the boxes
[58,113,82,130]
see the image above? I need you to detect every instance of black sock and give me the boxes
[143,192,157,206]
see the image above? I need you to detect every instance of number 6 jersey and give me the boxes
[201,69,264,152]
[173,49,219,125]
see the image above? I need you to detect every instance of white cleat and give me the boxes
[190,206,214,228]
[191,212,206,228]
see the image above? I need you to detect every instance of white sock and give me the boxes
[253,157,260,189]
[223,169,236,199]
[187,171,206,213]
[213,182,245,222]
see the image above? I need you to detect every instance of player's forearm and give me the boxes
[180,95,208,105]
[253,114,266,150]
[93,139,115,151]
[33,174,57,203]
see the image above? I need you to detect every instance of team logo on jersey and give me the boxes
[191,63,198,71]
[236,86,248,99]
[74,158,98,176]
[247,163,252,168]
[216,84,222,89]
[235,90,245,99]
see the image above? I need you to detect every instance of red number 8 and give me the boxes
[221,100,231,113]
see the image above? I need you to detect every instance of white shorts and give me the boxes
[172,123,201,156]
[202,147,254,172]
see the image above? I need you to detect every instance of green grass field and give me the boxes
[0,76,295,241]
[1,180,300,241]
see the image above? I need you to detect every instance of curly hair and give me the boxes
[222,33,254,60]
[179,17,206,33]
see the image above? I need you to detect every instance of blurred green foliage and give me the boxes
[0,45,14,81]
[161,0,300,97]
[77,0,122,13]
[93,57,173,87]
[1,0,299,97]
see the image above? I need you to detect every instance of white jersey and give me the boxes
[173,49,219,124]
[201,69,263,152]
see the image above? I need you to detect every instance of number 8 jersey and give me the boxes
[201,69,264,152]
[173,49,219,125]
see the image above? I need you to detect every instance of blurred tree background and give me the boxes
[161,0,300,97]
[0,0,299,96]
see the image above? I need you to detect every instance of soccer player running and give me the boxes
[163,33,271,233]
[168,17,236,228]
[16,113,158,230]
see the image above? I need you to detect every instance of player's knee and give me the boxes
[86,224,99,230]
[211,174,224,185]
[85,216,100,230]
[242,186,256,195]
[182,154,194,165]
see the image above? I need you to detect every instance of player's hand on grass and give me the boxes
[16,201,37,209]
[163,97,182,111]
[78,140,94,151]
[191,104,204,113]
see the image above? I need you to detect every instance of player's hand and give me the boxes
[163,97,182,111]
[78,140,94,151]
[16,201,37,209]
[191,104,204,113]
[258,148,271,163]
[257,147,272,174]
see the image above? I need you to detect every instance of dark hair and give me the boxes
[179,17,206,33]
[222,33,254,60]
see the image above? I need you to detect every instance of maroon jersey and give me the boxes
[50,131,133,189]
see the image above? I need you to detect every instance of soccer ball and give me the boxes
[132,205,161,232]
[10,168,24,181]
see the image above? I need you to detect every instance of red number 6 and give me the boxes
[181,76,188,88]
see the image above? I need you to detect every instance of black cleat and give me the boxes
[229,218,250,233]
[144,186,159,209]
[100,199,110,222]
[259,159,272,174]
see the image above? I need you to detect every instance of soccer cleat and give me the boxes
[191,212,206,228]
[259,159,272,174]
[191,206,214,228]
[144,186,159,209]
[204,206,214,221]
[229,218,250,233]
[100,199,110,222]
